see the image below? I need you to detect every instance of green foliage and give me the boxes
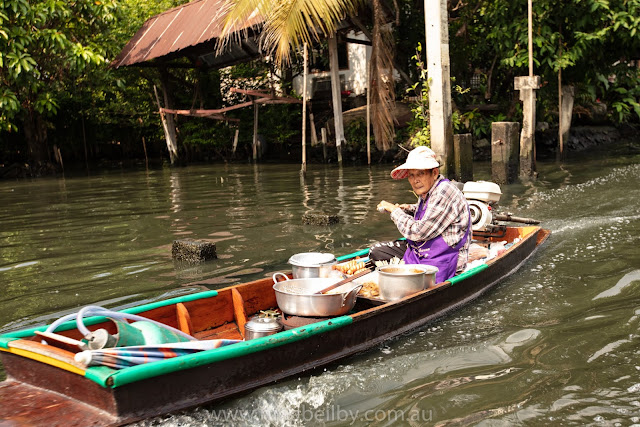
[405,43,431,147]
[2,0,639,168]
[0,0,118,132]
[446,0,640,126]
[344,118,368,147]
[596,65,640,123]
[405,44,473,147]
[259,104,301,145]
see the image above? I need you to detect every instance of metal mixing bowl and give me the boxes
[377,264,439,301]
[272,276,361,317]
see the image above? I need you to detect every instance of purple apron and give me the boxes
[403,179,471,283]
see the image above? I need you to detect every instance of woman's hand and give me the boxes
[397,203,414,211]
[377,200,399,213]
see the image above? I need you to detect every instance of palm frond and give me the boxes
[263,0,361,64]
[217,0,270,53]
[219,0,361,66]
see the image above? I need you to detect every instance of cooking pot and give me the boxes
[377,264,439,301]
[272,273,362,317]
[244,317,283,340]
[288,252,337,279]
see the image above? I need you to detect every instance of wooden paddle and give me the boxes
[316,268,372,294]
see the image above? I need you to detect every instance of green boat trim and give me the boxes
[448,263,488,285]
[336,249,369,261]
[0,336,17,350]
[87,315,354,388]
[0,290,219,340]
[335,238,407,262]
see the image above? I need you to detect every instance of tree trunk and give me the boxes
[371,0,396,151]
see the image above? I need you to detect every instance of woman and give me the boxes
[373,146,471,283]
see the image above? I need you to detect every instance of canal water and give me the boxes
[1,142,639,425]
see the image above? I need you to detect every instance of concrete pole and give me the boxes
[424,0,454,177]
[491,122,520,185]
[328,35,344,164]
[301,43,308,173]
[514,76,540,178]
[515,0,539,178]
[559,85,575,152]
[453,133,473,182]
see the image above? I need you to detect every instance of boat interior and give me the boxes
[2,226,548,369]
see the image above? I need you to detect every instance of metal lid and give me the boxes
[244,317,283,333]
[288,252,336,267]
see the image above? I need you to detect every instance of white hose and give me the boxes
[44,305,197,343]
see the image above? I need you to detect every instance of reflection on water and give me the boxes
[2,144,640,425]
[0,165,392,332]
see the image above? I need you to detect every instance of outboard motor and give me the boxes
[462,181,502,231]
[462,181,541,235]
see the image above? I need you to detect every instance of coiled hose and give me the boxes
[44,305,196,343]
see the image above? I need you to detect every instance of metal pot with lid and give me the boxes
[244,317,283,340]
[288,252,337,279]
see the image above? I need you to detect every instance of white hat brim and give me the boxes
[390,158,439,180]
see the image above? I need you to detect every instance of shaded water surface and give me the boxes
[1,146,639,425]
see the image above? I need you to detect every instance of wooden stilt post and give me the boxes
[157,70,179,165]
[558,67,563,160]
[154,84,179,165]
[142,136,148,170]
[232,128,239,155]
[366,64,371,165]
[328,34,344,164]
[301,43,308,173]
[321,128,328,162]
[252,100,259,161]
[309,112,318,146]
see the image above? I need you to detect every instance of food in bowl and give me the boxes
[379,266,430,275]
[377,264,439,301]
[357,281,380,298]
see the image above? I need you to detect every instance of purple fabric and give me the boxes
[403,179,471,283]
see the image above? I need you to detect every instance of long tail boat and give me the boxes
[0,225,550,426]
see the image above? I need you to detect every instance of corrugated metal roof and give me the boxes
[111,0,264,69]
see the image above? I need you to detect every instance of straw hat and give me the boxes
[390,146,440,180]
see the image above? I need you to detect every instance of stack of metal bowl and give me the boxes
[288,252,336,279]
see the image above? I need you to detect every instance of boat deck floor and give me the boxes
[0,379,118,426]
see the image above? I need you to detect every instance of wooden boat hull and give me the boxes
[0,227,550,426]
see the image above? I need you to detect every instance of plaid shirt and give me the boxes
[390,176,471,273]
